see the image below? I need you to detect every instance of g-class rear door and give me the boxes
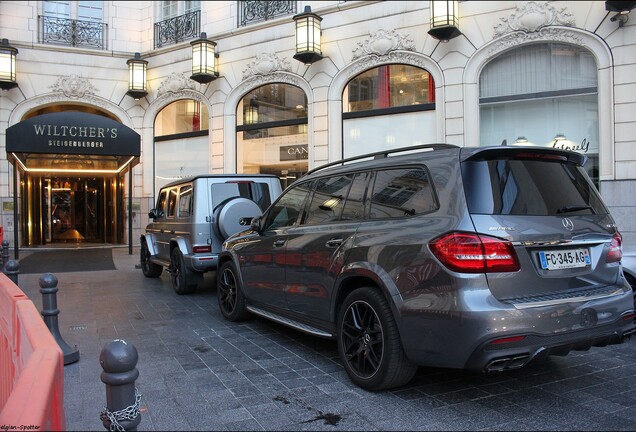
[460,147,622,305]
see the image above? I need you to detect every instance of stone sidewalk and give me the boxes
[15,247,636,431]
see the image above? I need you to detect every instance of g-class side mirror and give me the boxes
[148,208,164,220]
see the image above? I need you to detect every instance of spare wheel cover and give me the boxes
[217,197,261,239]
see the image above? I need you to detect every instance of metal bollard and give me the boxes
[5,259,19,285]
[100,340,142,431]
[39,273,80,365]
[2,239,9,269]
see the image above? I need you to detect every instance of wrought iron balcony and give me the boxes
[39,16,107,49]
[238,0,297,27]
[154,10,201,49]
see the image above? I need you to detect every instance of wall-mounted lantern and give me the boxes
[606,1,636,27]
[0,38,19,90]
[190,32,219,84]
[126,52,148,99]
[428,0,462,42]
[293,6,323,65]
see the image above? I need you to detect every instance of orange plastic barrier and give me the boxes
[0,272,65,430]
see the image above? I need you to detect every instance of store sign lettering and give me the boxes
[552,138,591,154]
[33,124,118,139]
[6,112,140,157]
[280,145,308,161]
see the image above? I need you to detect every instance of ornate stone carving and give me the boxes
[493,1,575,37]
[348,51,429,77]
[352,30,416,60]
[242,53,292,80]
[50,74,98,98]
[155,89,204,106]
[488,27,584,57]
[38,93,108,109]
[157,72,197,96]
[236,71,303,97]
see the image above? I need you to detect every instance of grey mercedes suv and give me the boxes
[217,144,636,391]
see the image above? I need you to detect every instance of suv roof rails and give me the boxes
[306,143,458,176]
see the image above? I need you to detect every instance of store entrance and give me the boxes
[22,175,123,246]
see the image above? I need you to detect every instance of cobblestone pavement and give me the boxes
[16,247,636,431]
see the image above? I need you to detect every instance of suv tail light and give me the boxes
[429,232,520,273]
[606,231,622,263]
[193,245,212,254]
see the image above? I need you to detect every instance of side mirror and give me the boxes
[148,209,164,220]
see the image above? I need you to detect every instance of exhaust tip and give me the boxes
[485,354,530,372]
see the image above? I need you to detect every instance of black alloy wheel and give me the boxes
[217,261,250,321]
[338,287,417,391]
[140,241,162,278]
[341,299,384,379]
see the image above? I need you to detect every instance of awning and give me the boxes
[6,112,140,175]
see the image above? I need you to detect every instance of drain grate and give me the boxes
[69,324,88,331]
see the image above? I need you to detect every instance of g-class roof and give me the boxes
[160,174,280,189]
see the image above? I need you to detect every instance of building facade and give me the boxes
[0,0,635,250]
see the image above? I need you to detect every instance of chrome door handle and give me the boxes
[326,238,343,248]
[273,239,286,247]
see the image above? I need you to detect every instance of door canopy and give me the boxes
[6,112,140,174]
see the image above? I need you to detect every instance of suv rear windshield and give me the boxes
[462,157,608,216]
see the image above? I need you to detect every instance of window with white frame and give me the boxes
[43,1,103,21]
[342,64,437,159]
[154,100,210,196]
[157,1,200,20]
[479,43,599,186]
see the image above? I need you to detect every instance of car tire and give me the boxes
[170,247,199,295]
[140,240,162,278]
[337,287,417,391]
[217,260,251,321]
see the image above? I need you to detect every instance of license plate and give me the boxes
[539,248,591,270]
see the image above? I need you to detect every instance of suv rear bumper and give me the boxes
[399,286,635,371]
[185,252,219,272]
[464,318,635,372]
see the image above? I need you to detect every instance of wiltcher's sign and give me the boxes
[6,112,140,156]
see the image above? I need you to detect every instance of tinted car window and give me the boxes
[303,175,354,225]
[166,188,178,218]
[178,185,192,218]
[462,158,608,215]
[369,168,437,219]
[341,172,368,221]
[212,182,272,212]
[156,190,167,214]
[263,182,311,230]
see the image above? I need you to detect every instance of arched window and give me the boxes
[342,64,436,158]
[479,43,599,185]
[236,83,308,188]
[154,99,209,194]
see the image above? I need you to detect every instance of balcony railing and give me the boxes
[154,10,201,49]
[238,1,297,27]
[39,16,107,50]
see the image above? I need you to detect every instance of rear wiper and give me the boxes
[556,205,593,214]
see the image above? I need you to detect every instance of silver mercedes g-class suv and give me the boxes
[140,175,282,294]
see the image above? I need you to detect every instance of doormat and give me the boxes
[17,248,116,274]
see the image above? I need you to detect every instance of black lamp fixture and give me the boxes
[605,1,636,26]
[293,6,323,65]
[0,38,18,90]
[126,52,148,99]
[428,0,462,42]
[190,32,219,84]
